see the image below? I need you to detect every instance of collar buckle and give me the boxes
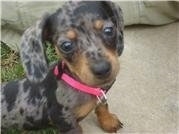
[97,90,107,104]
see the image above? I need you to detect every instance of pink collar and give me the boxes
[53,62,107,103]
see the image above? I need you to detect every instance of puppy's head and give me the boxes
[21,1,124,86]
[46,1,124,86]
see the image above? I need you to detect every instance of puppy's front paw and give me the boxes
[97,113,123,133]
[95,103,123,133]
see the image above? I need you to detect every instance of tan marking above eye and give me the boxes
[66,30,77,40]
[94,20,104,30]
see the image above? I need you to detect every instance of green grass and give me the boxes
[1,42,59,133]
[1,42,24,82]
[46,42,59,63]
[1,42,58,82]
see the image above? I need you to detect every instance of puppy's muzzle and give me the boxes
[91,59,111,78]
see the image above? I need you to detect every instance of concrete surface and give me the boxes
[81,22,179,134]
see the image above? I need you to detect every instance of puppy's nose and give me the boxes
[91,60,111,77]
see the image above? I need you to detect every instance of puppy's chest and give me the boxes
[56,81,97,118]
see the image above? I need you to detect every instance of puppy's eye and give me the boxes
[60,41,74,53]
[103,27,114,36]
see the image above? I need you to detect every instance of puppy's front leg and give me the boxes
[53,114,82,134]
[95,103,123,133]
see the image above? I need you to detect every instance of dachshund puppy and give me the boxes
[1,1,124,134]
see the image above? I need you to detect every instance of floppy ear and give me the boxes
[105,2,124,56]
[20,14,50,83]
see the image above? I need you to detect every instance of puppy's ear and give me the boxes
[104,2,124,56]
[20,14,50,83]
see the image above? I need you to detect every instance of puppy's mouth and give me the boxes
[61,61,117,90]
[66,68,114,88]
[96,78,116,90]
[75,75,115,91]
[89,60,117,87]
[73,72,115,90]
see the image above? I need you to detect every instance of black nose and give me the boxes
[91,60,111,77]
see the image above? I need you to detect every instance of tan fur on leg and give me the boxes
[95,103,123,133]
